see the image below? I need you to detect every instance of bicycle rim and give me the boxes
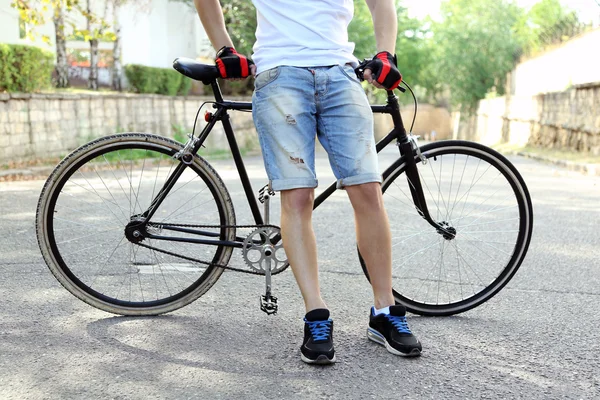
[373,140,533,316]
[37,133,235,315]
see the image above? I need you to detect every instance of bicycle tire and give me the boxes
[36,133,236,316]
[359,140,533,316]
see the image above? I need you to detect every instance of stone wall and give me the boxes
[532,83,600,153]
[1,91,453,165]
[0,92,258,164]
[454,82,600,155]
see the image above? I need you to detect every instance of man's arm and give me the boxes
[193,0,234,49]
[365,0,398,53]
[364,0,398,88]
[193,0,255,77]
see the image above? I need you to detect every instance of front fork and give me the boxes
[397,135,456,238]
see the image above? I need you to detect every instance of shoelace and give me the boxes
[305,319,332,341]
[386,315,412,334]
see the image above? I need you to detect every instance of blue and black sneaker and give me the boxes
[301,308,336,364]
[367,305,422,357]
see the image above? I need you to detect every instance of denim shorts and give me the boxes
[252,65,381,191]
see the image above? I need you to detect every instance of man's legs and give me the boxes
[344,182,394,309]
[252,66,335,364]
[280,188,326,312]
[280,187,336,364]
[345,182,422,357]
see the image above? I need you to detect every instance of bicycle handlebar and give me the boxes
[173,57,405,92]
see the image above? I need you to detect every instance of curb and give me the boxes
[513,151,600,177]
[2,150,598,182]
[0,166,54,182]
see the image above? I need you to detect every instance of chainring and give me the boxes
[242,226,289,274]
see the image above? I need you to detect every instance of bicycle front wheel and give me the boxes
[36,133,236,315]
[360,140,533,316]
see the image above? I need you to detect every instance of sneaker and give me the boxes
[301,308,336,364]
[367,305,422,357]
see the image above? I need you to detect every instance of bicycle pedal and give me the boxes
[260,294,278,315]
[258,184,276,204]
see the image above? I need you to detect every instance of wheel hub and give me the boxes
[124,216,147,243]
[436,221,457,240]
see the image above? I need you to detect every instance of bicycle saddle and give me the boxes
[173,57,220,85]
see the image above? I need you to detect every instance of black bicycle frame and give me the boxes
[142,80,447,247]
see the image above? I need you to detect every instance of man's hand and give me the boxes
[362,51,402,90]
[215,46,256,80]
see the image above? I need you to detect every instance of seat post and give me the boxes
[211,80,224,103]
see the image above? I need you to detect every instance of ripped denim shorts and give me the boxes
[252,64,381,191]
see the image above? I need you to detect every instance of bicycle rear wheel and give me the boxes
[36,133,236,315]
[360,140,533,316]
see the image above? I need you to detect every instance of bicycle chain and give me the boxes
[140,222,281,275]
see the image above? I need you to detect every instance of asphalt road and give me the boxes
[1,145,599,400]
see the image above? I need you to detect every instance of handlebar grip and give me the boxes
[354,63,406,93]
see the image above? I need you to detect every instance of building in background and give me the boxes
[0,0,212,86]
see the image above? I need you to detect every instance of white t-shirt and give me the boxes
[251,0,358,74]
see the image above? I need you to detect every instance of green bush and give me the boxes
[178,76,192,96]
[124,64,155,93]
[0,44,53,92]
[125,64,191,96]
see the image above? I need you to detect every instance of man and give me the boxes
[193,0,422,364]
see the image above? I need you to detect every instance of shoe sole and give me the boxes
[301,353,336,365]
[367,328,421,357]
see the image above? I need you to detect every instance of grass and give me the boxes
[492,143,600,164]
[91,144,246,165]
[45,87,124,96]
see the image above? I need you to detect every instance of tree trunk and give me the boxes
[89,38,99,90]
[111,3,123,91]
[53,3,69,88]
[87,0,98,90]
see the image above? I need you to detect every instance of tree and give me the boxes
[428,0,521,112]
[111,0,123,90]
[52,2,69,87]
[77,0,114,90]
[10,0,79,88]
[515,0,586,56]
[11,0,116,89]
[109,0,152,91]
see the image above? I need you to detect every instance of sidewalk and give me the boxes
[492,143,600,177]
[2,144,599,182]
[513,150,599,176]
[0,165,55,182]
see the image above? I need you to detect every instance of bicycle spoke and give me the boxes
[447,155,469,219]
[56,227,122,245]
[101,153,134,212]
[89,236,127,287]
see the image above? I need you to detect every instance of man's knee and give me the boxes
[281,188,314,213]
[346,182,384,210]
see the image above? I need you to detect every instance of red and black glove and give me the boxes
[215,46,254,79]
[362,51,402,90]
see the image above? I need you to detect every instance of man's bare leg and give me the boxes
[345,182,395,309]
[280,188,327,312]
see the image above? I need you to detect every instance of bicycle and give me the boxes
[35,58,533,317]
